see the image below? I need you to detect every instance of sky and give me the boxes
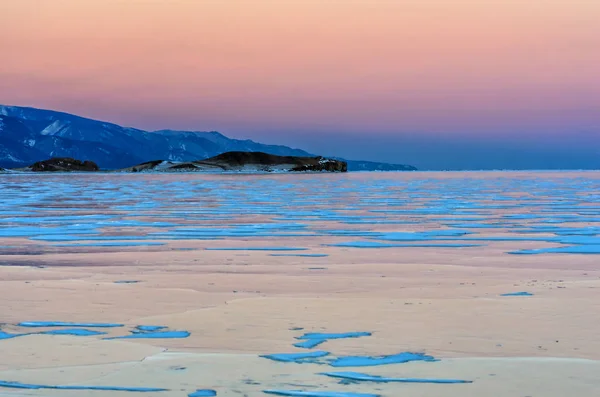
[1,0,599,169]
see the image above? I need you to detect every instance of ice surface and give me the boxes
[261,351,330,363]
[293,332,371,349]
[1,173,599,256]
[188,390,217,396]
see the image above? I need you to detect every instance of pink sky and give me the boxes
[1,0,599,140]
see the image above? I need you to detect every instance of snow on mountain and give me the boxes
[0,104,416,171]
[0,105,313,169]
[40,120,69,136]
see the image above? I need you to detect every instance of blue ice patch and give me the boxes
[206,247,309,251]
[106,330,190,340]
[320,371,472,384]
[135,325,168,332]
[39,328,107,336]
[188,390,217,397]
[500,292,533,297]
[261,351,330,363]
[0,380,167,392]
[18,321,124,328]
[293,332,371,349]
[294,339,327,349]
[329,352,437,367]
[0,331,20,340]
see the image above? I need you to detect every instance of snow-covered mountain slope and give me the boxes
[0,105,416,171]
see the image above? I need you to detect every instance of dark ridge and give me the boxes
[30,158,99,172]
[169,163,200,170]
[203,151,309,166]
[204,151,347,172]
[138,160,164,167]
[121,151,347,173]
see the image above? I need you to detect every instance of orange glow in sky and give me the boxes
[1,0,599,138]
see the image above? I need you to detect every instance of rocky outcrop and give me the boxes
[30,158,99,172]
[128,160,163,172]
[120,152,347,173]
[204,152,347,172]
[122,160,223,173]
[290,157,347,172]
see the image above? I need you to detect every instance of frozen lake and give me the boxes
[1,171,600,257]
[1,171,600,397]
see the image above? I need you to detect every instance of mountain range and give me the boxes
[0,105,416,171]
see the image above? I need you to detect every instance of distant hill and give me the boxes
[333,157,417,171]
[0,105,416,171]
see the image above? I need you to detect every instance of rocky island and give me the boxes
[122,152,347,173]
[5,158,100,172]
[6,152,347,173]
[29,158,100,172]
